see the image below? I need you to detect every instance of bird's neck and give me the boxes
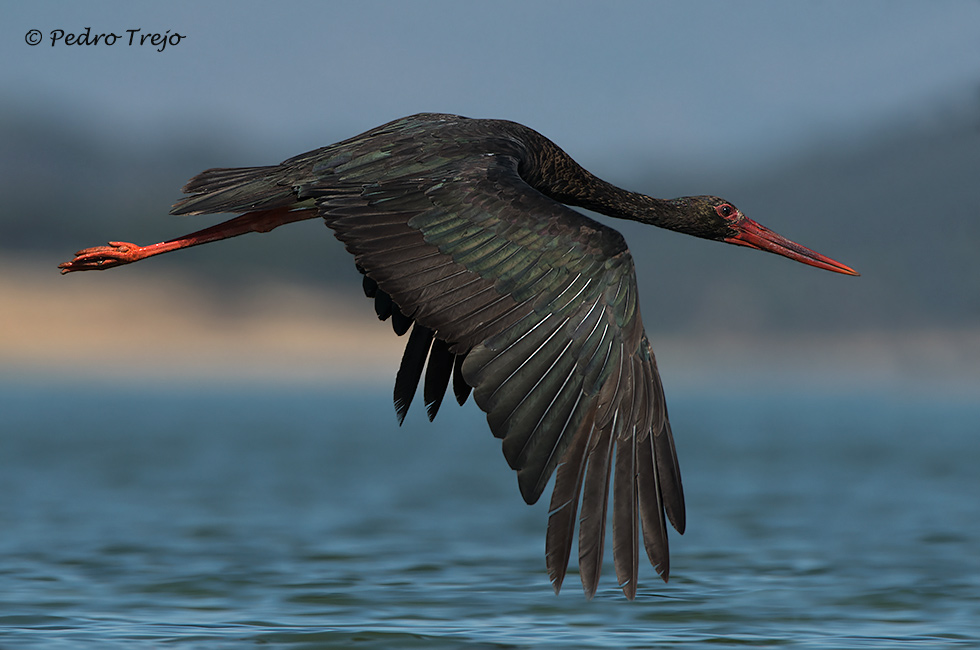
[554,173,688,230]
[519,131,688,230]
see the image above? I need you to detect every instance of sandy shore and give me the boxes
[3,257,403,383]
[3,257,978,394]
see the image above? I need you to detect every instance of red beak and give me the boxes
[725,218,859,276]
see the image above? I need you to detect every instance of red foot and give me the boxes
[59,241,145,274]
[58,208,320,275]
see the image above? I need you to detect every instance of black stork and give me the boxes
[60,113,858,599]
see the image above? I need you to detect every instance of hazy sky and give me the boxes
[5,1,979,177]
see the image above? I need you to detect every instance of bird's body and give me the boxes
[61,113,857,599]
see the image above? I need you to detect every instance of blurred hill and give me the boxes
[3,101,978,334]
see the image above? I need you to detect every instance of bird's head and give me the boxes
[674,195,859,276]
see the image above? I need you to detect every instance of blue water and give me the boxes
[1,379,978,648]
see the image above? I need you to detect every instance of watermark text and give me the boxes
[25,28,186,52]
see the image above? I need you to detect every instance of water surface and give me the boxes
[1,380,977,648]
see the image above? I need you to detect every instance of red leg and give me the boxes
[59,207,318,274]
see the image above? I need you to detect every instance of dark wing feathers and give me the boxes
[171,114,684,599]
[423,337,455,421]
[613,431,639,599]
[393,323,434,424]
[390,307,413,336]
[637,418,670,579]
[577,414,616,599]
[545,404,597,593]
[452,353,472,406]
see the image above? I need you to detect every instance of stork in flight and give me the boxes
[60,113,858,599]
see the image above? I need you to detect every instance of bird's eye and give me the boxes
[715,204,735,218]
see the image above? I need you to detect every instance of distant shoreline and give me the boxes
[4,259,978,396]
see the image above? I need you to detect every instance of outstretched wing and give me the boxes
[311,153,684,598]
[172,114,685,598]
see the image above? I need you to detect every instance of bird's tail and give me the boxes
[170,165,304,216]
